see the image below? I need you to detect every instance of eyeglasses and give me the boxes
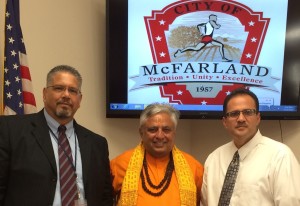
[47,85,81,96]
[225,109,257,118]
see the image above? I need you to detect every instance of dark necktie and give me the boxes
[58,125,78,206]
[218,151,240,206]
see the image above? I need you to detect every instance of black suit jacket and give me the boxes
[0,110,113,206]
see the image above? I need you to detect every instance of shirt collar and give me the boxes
[238,129,262,161]
[43,109,74,139]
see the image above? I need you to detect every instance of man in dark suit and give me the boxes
[0,65,113,206]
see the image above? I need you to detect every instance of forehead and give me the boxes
[50,72,78,85]
[227,94,256,109]
[144,113,174,126]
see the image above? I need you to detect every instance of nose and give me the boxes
[61,88,71,97]
[156,129,165,138]
[237,112,246,122]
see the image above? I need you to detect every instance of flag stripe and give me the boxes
[24,103,37,114]
[22,78,34,93]
[20,65,32,81]
[23,91,36,105]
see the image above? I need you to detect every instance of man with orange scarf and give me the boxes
[110,103,204,206]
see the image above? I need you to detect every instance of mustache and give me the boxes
[152,138,167,143]
[57,99,72,106]
[236,123,247,128]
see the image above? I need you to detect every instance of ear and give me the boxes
[222,116,227,128]
[139,127,143,137]
[42,88,47,102]
[78,94,83,107]
[256,112,261,125]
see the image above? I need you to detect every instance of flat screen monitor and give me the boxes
[106,0,300,119]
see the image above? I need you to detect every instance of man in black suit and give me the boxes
[0,65,113,206]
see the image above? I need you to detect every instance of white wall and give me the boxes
[6,0,299,164]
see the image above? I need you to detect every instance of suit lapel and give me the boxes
[31,113,92,185]
[74,123,91,188]
[32,111,57,174]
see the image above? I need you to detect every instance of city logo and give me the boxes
[130,0,279,105]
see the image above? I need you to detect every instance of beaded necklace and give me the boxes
[140,153,174,196]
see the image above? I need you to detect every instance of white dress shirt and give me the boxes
[201,130,300,206]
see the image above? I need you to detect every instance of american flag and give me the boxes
[3,0,37,115]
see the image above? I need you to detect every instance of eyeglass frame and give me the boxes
[46,85,81,96]
[224,109,258,119]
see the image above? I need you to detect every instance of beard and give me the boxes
[55,107,72,119]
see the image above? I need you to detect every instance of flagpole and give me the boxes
[0,0,7,115]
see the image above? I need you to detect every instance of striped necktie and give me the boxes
[58,125,78,206]
[218,151,240,206]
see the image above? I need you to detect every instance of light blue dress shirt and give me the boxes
[44,110,84,206]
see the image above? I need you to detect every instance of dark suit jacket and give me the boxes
[0,110,113,206]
